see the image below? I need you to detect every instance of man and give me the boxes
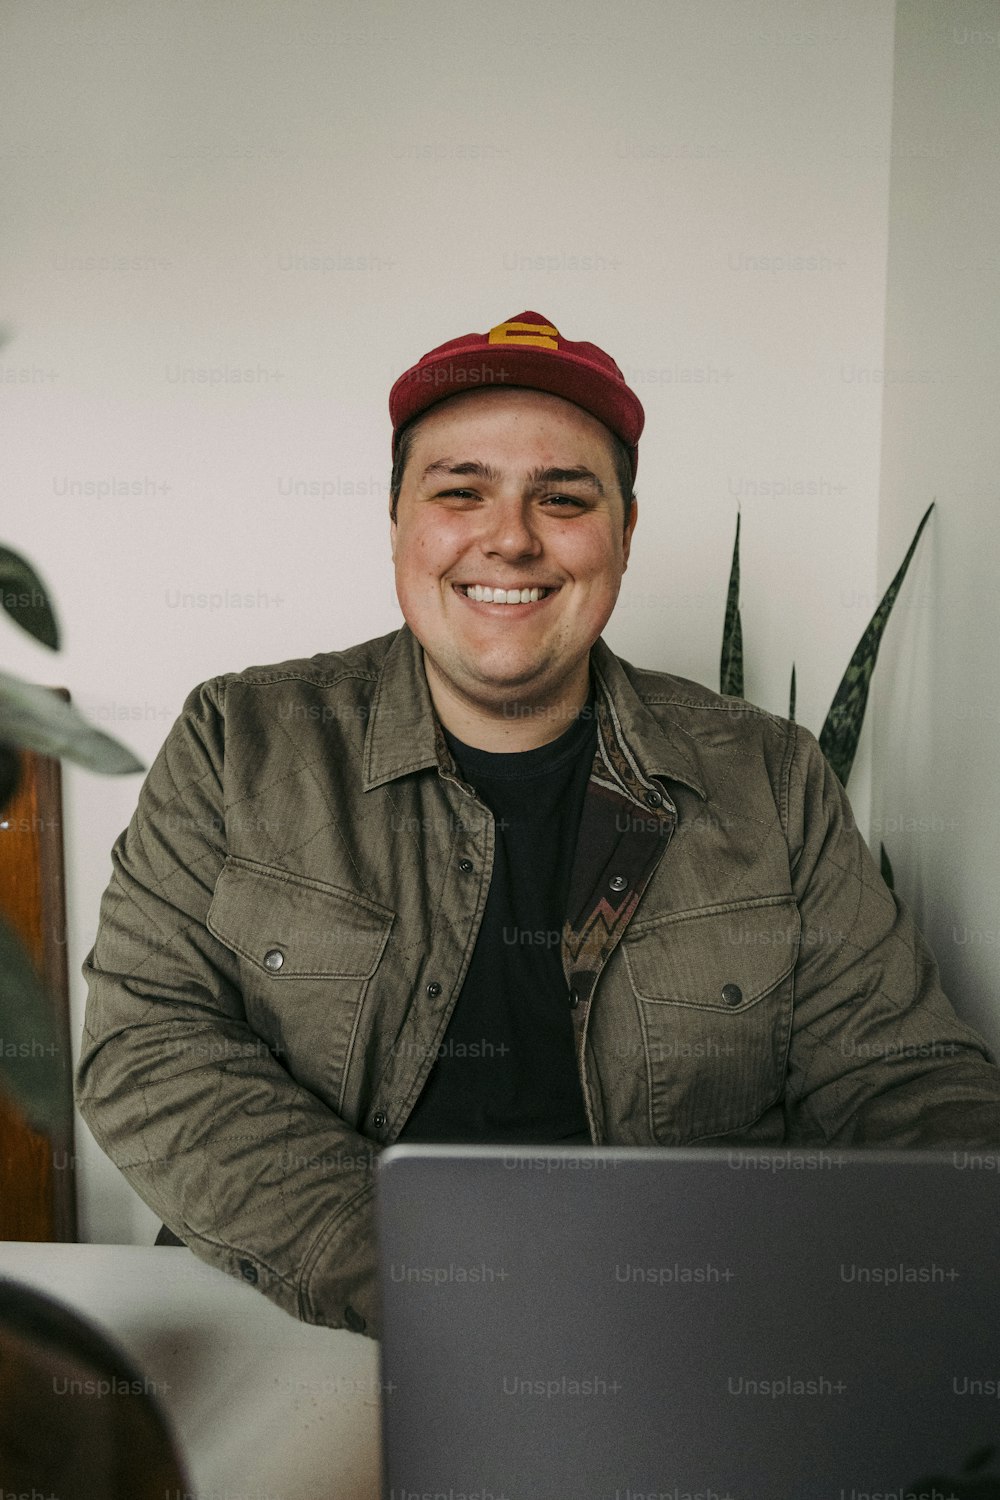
[76,310,1000,1339]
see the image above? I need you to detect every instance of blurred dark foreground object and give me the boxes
[0,1276,189,1498]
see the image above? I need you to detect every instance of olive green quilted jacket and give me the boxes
[76,625,1000,1337]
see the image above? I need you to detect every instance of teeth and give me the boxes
[462,585,550,604]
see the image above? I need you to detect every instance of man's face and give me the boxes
[390,386,637,737]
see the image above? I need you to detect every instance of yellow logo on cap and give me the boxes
[487,319,559,350]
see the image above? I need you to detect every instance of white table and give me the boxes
[0,1242,382,1499]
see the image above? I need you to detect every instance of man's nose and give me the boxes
[479,497,543,556]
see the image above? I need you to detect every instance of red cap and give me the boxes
[389,310,645,476]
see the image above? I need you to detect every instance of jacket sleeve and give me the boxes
[782,723,1000,1146]
[75,676,381,1337]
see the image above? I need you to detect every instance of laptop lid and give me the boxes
[376,1144,1000,1500]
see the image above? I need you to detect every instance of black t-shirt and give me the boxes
[399,697,597,1145]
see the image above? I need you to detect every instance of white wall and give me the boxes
[874,0,1000,1051]
[0,0,897,1242]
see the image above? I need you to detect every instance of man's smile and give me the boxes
[452,582,561,609]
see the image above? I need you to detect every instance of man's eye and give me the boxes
[435,490,584,507]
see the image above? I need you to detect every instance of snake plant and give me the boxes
[720,502,935,886]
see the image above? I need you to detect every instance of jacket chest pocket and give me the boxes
[621,898,797,1143]
[207,856,394,1115]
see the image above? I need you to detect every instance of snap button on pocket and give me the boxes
[609,874,627,892]
[644,790,663,808]
[425,981,442,998]
[373,1109,388,1129]
[263,948,284,971]
[721,983,743,1006]
[458,858,474,873]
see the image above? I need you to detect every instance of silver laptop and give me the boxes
[376,1144,1000,1500]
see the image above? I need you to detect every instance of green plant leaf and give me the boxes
[0,917,70,1132]
[720,512,744,697]
[819,502,935,786]
[0,671,144,775]
[788,663,796,722]
[880,841,895,891]
[0,544,59,650]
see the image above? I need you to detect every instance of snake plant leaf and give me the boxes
[0,544,59,650]
[880,842,895,891]
[0,916,70,1131]
[819,502,934,787]
[720,512,744,698]
[788,663,797,722]
[0,670,144,775]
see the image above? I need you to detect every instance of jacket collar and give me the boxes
[364,624,442,789]
[589,637,706,800]
[364,623,706,800]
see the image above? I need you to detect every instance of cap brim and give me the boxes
[389,345,644,462]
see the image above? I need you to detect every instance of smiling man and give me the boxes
[77,310,1000,1338]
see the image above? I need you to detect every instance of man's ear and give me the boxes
[389,510,397,562]
[621,495,638,571]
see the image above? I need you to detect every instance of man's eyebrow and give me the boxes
[526,466,605,496]
[420,459,504,484]
[420,460,605,496]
